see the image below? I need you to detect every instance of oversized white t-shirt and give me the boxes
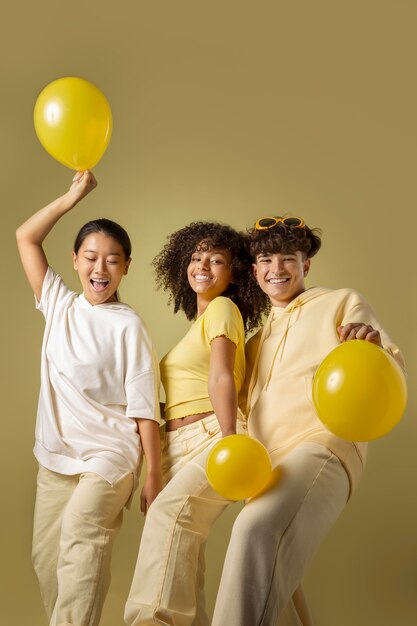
[34,267,160,485]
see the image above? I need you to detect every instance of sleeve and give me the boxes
[124,319,161,424]
[35,266,75,321]
[340,291,406,373]
[203,297,244,347]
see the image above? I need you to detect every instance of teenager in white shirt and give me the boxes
[16,171,161,626]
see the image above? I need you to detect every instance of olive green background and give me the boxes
[1,1,416,624]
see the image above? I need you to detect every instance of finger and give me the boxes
[366,330,382,346]
[355,325,371,340]
[337,325,349,341]
[72,171,84,183]
[346,328,360,341]
[338,323,359,341]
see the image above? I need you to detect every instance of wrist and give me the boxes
[145,464,162,477]
[221,427,236,438]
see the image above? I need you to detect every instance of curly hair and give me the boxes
[246,219,322,259]
[153,222,268,333]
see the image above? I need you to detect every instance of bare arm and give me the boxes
[136,418,162,515]
[208,336,238,437]
[16,171,97,301]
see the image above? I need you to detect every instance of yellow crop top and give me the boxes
[160,296,245,420]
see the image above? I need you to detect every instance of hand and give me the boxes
[67,170,97,205]
[337,323,382,347]
[140,470,163,515]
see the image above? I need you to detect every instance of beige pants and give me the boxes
[125,418,328,626]
[32,465,133,626]
[211,442,351,626]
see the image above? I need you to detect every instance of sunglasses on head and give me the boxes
[254,216,305,231]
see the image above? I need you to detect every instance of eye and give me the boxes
[85,257,96,262]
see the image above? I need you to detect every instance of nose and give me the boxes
[198,256,210,270]
[94,258,107,273]
[270,258,285,274]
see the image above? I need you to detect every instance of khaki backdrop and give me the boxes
[1,1,416,625]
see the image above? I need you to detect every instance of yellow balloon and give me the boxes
[206,435,272,500]
[313,340,407,441]
[33,77,112,170]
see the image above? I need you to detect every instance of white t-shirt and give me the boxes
[34,267,160,485]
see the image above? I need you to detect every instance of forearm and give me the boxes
[16,192,78,247]
[136,418,162,475]
[208,374,238,437]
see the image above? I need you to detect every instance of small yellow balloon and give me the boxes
[313,340,407,441]
[33,77,112,170]
[206,435,272,500]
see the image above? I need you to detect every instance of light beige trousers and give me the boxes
[211,442,351,626]
[125,418,333,626]
[32,465,133,626]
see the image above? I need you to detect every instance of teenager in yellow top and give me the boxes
[125,222,265,626]
[211,216,405,626]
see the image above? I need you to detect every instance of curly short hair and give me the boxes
[247,219,322,259]
[153,221,268,333]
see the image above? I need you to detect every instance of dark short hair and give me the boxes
[247,219,322,259]
[73,218,132,260]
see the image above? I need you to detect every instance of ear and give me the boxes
[72,251,78,271]
[303,258,311,276]
[124,257,132,275]
[252,263,258,280]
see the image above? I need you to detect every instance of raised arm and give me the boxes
[16,171,97,301]
[208,336,238,437]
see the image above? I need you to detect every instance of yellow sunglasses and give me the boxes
[254,216,305,230]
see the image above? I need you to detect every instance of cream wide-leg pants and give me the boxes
[32,465,133,626]
[125,418,328,626]
[211,442,351,626]
[125,413,233,626]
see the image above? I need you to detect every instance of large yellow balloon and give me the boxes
[206,434,272,500]
[312,340,407,441]
[34,77,112,170]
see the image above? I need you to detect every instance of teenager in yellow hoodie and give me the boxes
[212,216,405,626]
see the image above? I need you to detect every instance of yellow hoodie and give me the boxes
[240,287,405,497]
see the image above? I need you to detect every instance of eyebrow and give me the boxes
[83,250,122,256]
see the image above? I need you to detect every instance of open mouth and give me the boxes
[91,279,110,292]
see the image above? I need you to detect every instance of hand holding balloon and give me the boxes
[206,434,272,501]
[68,171,98,206]
[338,323,382,346]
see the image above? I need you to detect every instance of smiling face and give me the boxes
[187,245,233,313]
[253,250,310,307]
[72,232,131,305]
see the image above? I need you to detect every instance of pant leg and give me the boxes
[125,414,240,626]
[51,471,133,626]
[212,443,351,626]
[32,466,78,619]
[277,585,314,626]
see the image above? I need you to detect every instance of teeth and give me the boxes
[92,279,108,283]
[194,274,211,281]
[269,278,288,283]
